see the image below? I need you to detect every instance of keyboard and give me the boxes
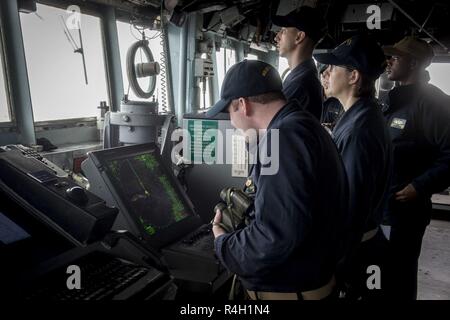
[24,252,151,300]
[161,224,228,287]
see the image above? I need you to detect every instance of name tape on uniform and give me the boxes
[390,118,407,130]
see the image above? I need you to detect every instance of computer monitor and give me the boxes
[0,211,31,248]
[0,183,74,277]
[83,143,202,249]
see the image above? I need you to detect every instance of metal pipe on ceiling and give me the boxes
[86,0,160,9]
[387,0,448,52]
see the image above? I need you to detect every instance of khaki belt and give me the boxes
[247,275,336,300]
[361,227,379,243]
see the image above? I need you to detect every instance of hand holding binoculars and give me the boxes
[213,187,254,233]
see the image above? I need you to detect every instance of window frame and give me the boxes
[34,116,97,132]
[0,14,14,126]
[115,18,166,108]
[22,3,161,147]
[215,43,238,91]
[20,3,110,124]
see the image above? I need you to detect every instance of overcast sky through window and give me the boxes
[20,4,108,121]
[1,4,450,123]
[0,55,9,122]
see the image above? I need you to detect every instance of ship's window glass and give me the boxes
[0,37,10,122]
[199,53,211,109]
[216,47,236,90]
[20,4,108,121]
[278,56,289,80]
[116,21,166,112]
[427,63,450,95]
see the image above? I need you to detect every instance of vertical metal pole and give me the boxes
[236,41,245,62]
[1,0,36,145]
[209,35,220,103]
[176,16,188,124]
[185,14,198,114]
[101,6,124,112]
[100,6,123,147]
[77,22,89,85]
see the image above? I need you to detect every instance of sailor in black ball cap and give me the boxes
[317,62,344,130]
[272,6,327,120]
[315,34,393,300]
[206,60,349,300]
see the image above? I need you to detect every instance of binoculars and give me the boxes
[213,187,254,233]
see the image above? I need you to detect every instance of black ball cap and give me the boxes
[272,6,327,42]
[314,34,387,79]
[206,60,282,118]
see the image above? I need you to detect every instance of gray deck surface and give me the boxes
[418,219,450,300]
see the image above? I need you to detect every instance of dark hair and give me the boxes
[356,73,376,98]
[345,67,375,98]
[247,91,286,104]
[419,70,431,83]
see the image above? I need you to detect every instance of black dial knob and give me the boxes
[65,186,88,205]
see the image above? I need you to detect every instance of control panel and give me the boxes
[0,149,118,245]
[2,144,68,178]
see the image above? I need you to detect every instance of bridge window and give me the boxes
[278,57,289,80]
[20,3,108,121]
[116,21,166,111]
[427,63,450,95]
[199,53,212,109]
[0,37,9,122]
[216,47,236,90]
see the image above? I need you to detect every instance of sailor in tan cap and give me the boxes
[384,36,434,84]
[382,36,450,300]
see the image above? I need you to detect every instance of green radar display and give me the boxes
[106,153,191,236]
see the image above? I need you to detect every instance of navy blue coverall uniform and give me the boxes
[282,59,323,121]
[214,101,349,294]
[383,83,450,299]
[332,97,392,298]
